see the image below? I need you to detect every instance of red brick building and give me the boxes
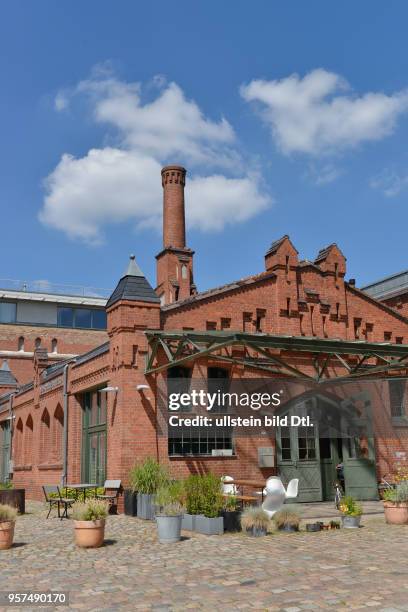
[1,165,408,503]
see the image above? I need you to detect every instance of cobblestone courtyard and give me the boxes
[0,501,407,611]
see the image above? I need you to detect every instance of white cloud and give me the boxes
[241,69,408,155]
[370,169,408,197]
[307,163,343,186]
[41,72,270,244]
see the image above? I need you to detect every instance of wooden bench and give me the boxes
[222,494,258,503]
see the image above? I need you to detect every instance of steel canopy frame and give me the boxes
[144,330,408,382]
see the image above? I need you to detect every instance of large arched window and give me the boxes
[24,415,34,466]
[40,408,50,463]
[53,404,64,462]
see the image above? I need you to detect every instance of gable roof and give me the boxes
[362,269,408,301]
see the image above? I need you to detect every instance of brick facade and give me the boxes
[1,164,408,505]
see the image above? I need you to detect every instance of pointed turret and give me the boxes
[106,255,160,309]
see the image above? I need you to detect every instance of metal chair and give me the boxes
[221,475,238,495]
[42,485,74,520]
[96,479,122,510]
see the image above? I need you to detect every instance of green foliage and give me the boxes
[155,480,186,516]
[72,498,109,521]
[339,495,363,516]
[0,503,18,521]
[273,505,301,529]
[383,480,408,503]
[223,494,238,512]
[49,487,104,500]
[0,481,13,490]
[185,473,223,518]
[240,507,270,531]
[129,457,169,494]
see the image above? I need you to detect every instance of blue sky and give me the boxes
[1,1,408,295]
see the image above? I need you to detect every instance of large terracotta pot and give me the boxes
[0,520,15,550]
[384,501,408,525]
[73,519,105,548]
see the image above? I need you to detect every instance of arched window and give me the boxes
[51,338,58,354]
[24,415,34,466]
[181,265,188,280]
[18,336,24,351]
[40,408,50,463]
[53,405,64,461]
[35,338,41,349]
[14,418,23,465]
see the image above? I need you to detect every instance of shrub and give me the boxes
[0,482,13,490]
[383,481,408,504]
[50,487,104,500]
[338,495,363,516]
[240,507,270,531]
[184,473,223,517]
[155,481,186,516]
[273,506,301,530]
[223,494,238,512]
[185,475,203,515]
[0,504,18,522]
[129,458,169,494]
[72,499,109,521]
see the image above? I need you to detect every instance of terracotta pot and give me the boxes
[74,519,105,548]
[384,501,408,525]
[0,520,15,550]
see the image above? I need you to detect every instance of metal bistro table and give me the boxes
[64,483,98,502]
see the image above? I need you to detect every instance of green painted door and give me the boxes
[82,391,107,486]
[0,421,10,483]
[277,400,323,502]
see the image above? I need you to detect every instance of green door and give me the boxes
[277,399,323,502]
[82,391,107,486]
[0,421,10,483]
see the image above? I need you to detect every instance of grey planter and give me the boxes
[137,493,155,520]
[156,515,183,543]
[194,515,224,535]
[181,513,196,531]
[341,515,361,529]
[245,526,267,537]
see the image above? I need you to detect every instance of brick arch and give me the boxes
[24,414,34,466]
[40,408,50,464]
[14,418,23,465]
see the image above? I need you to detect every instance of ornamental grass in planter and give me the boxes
[130,458,169,520]
[241,507,270,537]
[0,504,17,550]
[273,506,301,533]
[338,495,363,528]
[72,499,109,548]
[193,473,224,535]
[154,481,186,543]
[383,481,408,525]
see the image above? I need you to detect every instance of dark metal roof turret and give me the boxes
[106,255,160,308]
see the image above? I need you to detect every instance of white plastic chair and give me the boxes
[285,478,299,500]
[262,477,299,518]
[221,475,237,495]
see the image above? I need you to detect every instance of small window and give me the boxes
[58,307,73,327]
[243,312,252,332]
[0,302,16,323]
[389,380,406,418]
[384,331,392,342]
[92,310,107,329]
[396,337,403,345]
[75,309,92,329]
[18,336,24,351]
[256,309,266,332]
[181,265,188,280]
[51,338,58,353]
[221,317,231,330]
[206,321,217,331]
[35,337,41,349]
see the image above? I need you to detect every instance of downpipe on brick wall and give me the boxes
[7,392,15,482]
[62,361,75,488]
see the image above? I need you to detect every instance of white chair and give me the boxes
[261,477,299,518]
[221,475,237,495]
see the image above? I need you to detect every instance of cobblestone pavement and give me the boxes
[0,501,407,611]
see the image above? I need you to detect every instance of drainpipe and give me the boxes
[8,392,15,482]
[61,361,74,487]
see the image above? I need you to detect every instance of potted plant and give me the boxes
[0,503,17,550]
[273,506,301,532]
[130,457,169,520]
[383,481,408,525]
[221,494,241,533]
[240,506,270,537]
[182,474,202,531]
[338,495,363,528]
[72,499,109,548]
[0,482,25,515]
[194,473,224,535]
[154,481,185,543]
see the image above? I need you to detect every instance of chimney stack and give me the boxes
[161,165,186,249]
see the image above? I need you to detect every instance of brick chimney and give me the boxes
[156,165,195,305]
